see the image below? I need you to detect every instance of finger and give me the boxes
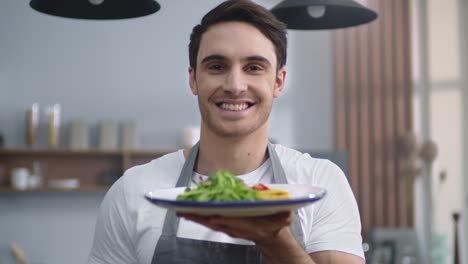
[210,212,294,240]
[211,211,294,229]
[178,211,295,242]
[178,214,243,238]
[178,214,221,225]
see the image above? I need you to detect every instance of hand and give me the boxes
[178,211,317,264]
[177,211,294,244]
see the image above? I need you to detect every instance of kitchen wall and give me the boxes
[0,0,333,151]
[0,193,104,264]
[427,0,466,263]
[462,0,468,261]
[0,1,334,263]
[413,0,467,263]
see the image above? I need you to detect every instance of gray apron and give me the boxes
[151,142,305,264]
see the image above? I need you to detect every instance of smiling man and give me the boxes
[88,1,364,264]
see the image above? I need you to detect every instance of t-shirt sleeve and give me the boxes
[87,176,138,264]
[304,160,365,259]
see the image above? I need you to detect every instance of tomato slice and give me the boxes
[251,183,269,190]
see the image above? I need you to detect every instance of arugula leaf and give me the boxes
[176,170,260,202]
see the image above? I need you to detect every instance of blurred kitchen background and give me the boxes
[0,0,466,263]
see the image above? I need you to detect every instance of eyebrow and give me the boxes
[200,54,272,66]
[200,54,227,64]
[245,56,271,66]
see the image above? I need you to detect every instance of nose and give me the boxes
[223,67,247,95]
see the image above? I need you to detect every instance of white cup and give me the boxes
[98,120,118,150]
[11,168,30,190]
[70,119,89,150]
[121,120,138,150]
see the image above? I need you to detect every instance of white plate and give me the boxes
[145,184,326,217]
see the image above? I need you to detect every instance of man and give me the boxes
[88,1,364,263]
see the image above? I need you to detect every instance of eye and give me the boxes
[246,64,264,72]
[207,63,224,71]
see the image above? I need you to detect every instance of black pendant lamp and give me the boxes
[271,0,377,30]
[30,0,160,20]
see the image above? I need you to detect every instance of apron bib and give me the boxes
[151,142,305,264]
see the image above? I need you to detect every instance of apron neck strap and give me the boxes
[176,142,200,187]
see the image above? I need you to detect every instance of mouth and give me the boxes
[216,101,255,111]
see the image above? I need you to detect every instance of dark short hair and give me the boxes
[189,0,287,72]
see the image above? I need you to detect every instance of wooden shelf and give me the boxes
[0,184,110,193]
[0,148,172,156]
[0,148,173,192]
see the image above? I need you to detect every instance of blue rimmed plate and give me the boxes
[145,184,326,217]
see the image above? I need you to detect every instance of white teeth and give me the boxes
[220,103,248,111]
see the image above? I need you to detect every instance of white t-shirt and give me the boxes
[88,145,364,264]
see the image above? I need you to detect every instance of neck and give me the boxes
[194,124,269,176]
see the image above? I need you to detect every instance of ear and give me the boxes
[273,68,286,98]
[189,67,198,95]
